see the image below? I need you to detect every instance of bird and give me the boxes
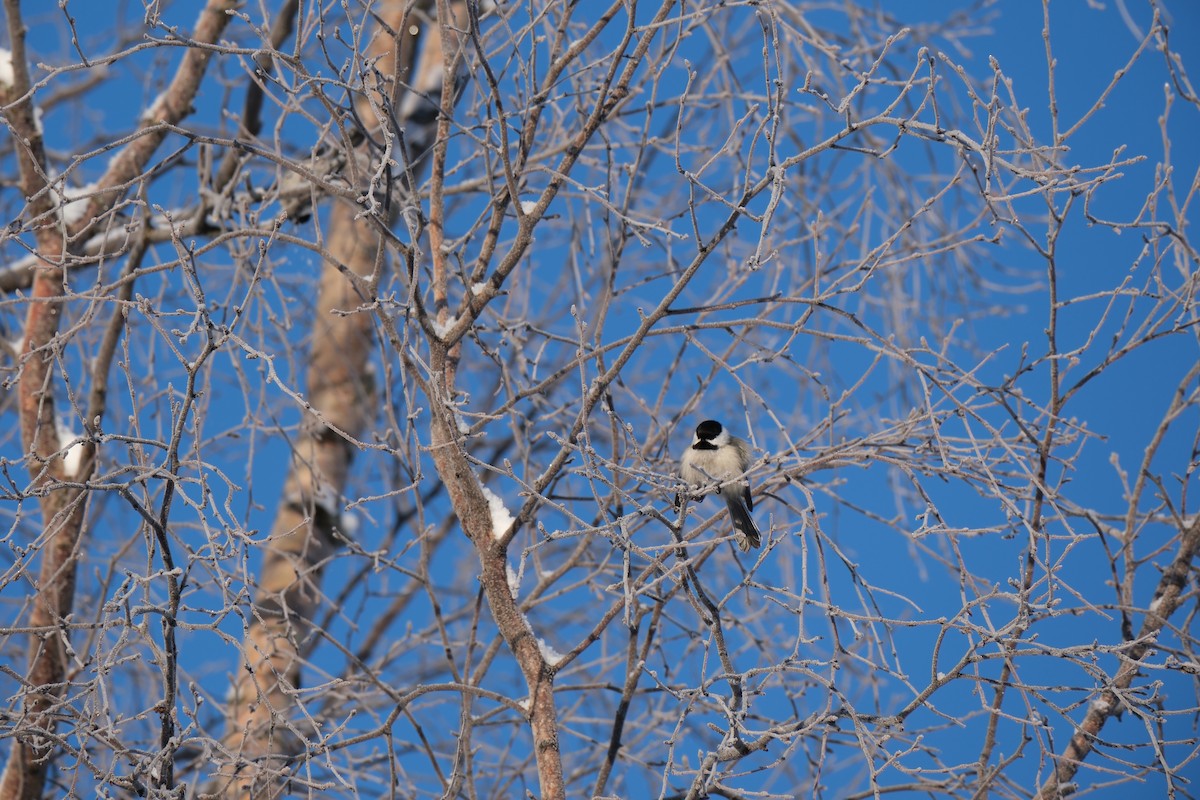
[680,419,762,551]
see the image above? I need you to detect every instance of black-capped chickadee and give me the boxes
[680,419,762,551]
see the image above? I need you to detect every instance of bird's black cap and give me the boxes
[695,420,723,441]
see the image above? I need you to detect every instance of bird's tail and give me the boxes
[724,494,762,552]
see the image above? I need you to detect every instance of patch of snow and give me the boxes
[470,282,488,297]
[505,562,520,600]
[56,418,84,476]
[141,92,167,124]
[537,638,563,665]
[482,486,514,540]
[519,199,538,215]
[431,314,457,338]
[57,181,100,225]
[313,481,340,517]
[339,510,360,536]
[0,48,14,87]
